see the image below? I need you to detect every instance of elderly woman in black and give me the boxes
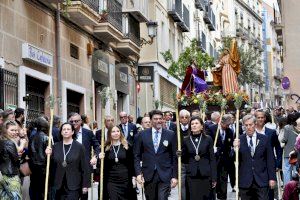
[0,120,26,200]
[181,116,217,200]
[46,122,89,199]
[99,125,137,200]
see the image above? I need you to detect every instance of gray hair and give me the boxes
[221,114,232,125]
[179,109,190,117]
[242,114,256,124]
[211,112,221,123]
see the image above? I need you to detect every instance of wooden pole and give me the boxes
[175,108,182,200]
[99,108,105,200]
[44,108,54,200]
[235,109,240,200]
[213,110,225,148]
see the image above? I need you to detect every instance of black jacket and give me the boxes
[28,131,48,168]
[182,134,217,181]
[0,139,20,176]
[51,141,89,190]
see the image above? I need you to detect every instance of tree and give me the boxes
[161,39,214,80]
[220,37,264,86]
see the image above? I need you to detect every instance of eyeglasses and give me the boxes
[120,116,127,119]
[70,120,81,124]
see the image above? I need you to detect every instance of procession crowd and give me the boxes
[0,105,300,200]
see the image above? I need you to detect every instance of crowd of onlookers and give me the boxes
[1,104,300,200]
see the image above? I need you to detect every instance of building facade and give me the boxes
[262,1,284,106]
[277,0,300,108]
[137,0,221,115]
[0,0,147,124]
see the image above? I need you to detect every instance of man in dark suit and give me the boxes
[95,115,114,142]
[234,114,276,200]
[206,112,221,136]
[255,110,283,200]
[52,115,61,143]
[68,112,100,200]
[164,111,177,133]
[209,114,234,200]
[179,109,191,200]
[134,109,178,200]
[119,111,137,146]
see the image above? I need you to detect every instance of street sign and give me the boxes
[281,76,290,90]
[138,66,154,82]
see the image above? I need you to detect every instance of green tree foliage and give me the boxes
[161,39,214,80]
[220,37,264,86]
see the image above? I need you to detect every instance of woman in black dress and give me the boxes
[46,122,89,200]
[182,116,217,200]
[99,125,137,200]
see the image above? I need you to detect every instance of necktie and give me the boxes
[249,136,254,157]
[153,131,159,153]
[221,131,225,142]
[123,124,127,138]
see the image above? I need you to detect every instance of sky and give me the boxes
[263,0,279,10]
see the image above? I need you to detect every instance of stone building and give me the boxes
[0,0,147,124]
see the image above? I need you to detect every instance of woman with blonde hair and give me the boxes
[0,120,26,200]
[99,125,137,200]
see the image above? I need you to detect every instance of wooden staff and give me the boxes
[213,110,225,148]
[235,109,240,200]
[44,107,54,200]
[175,108,182,200]
[99,108,106,200]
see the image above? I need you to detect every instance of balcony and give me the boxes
[195,0,205,11]
[167,0,183,22]
[198,32,207,52]
[94,0,123,43]
[177,4,190,32]
[117,13,140,56]
[65,0,100,26]
[274,23,283,36]
[277,35,283,46]
[122,0,149,22]
[204,5,216,31]
[236,23,244,37]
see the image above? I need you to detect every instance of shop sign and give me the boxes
[138,66,154,82]
[22,43,53,68]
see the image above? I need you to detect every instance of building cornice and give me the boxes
[236,0,263,23]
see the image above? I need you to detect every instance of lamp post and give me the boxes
[140,21,158,47]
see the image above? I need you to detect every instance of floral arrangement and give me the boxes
[177,90,249,107]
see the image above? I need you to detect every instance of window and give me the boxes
[70,43,79,60]
[0,69,18,110]
[160,76,177,108]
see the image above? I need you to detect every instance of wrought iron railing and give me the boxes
[107,0,123,33]
[71,0,99,12]
[0,68,18,110]
[182,5,190,29]
[127,14,141,46]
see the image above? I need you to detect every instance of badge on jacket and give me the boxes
[163,140,169,147]
[130,130,133,136]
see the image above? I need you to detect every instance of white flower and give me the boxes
[163,140,169,147]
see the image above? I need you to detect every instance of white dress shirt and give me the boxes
[181,124,189,131]
[76,127,83,144]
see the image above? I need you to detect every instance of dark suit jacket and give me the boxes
[168,121,177,133]
[51,141,89,190]
[264,127,283,169]
[213,126,234,163]
[52,127,61,143]
[182,134,217,181]
[119,123,137,146]
[133,128,178,183]
[239,133,276,188]
[95,128,106,144]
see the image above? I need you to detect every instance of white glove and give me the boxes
[214,147,218,153]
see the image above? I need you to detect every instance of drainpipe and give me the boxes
[55,2,62,117]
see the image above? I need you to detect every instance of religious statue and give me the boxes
[180,61,208,96]
[212,39,241,94]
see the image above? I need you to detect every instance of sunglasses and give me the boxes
[70,120,81,124]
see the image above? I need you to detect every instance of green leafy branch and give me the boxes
[161,39,214,80]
